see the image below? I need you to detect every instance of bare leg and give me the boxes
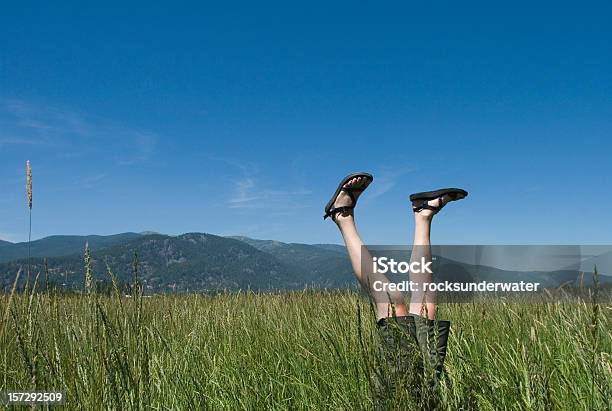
[408,212,435,319]
[409,193,466,319]
[331,177,408,319]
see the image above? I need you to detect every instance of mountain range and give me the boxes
[0,233,356,292]
[0,233,609,293]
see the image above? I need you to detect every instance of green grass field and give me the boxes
[1,281,610,410]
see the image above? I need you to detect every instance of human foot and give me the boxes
[323,173,373,222]
[332,176,370,220]
[409,188,468,219]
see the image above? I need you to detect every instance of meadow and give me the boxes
[2,162,608,409]
[1,268,610,410]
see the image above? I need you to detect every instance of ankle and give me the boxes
[334,213,355,227]
[413,211,434,223]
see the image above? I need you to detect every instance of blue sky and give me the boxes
[1,2,611,245]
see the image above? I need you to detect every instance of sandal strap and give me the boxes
[323,187,361,220]
[410,190,465,213]
[412,199,445,213]
[323,206,354,221]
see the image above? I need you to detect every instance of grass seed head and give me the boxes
[26,160,32,210]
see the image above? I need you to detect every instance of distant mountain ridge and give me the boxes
[0,232,609,293]
[0,233,355,292]
[0,233,142,263]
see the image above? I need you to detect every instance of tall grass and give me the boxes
[1,272,610,409]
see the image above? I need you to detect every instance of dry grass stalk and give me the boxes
[26,160,32,210]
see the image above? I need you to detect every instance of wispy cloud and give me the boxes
[366,164,416,200]
[80,172,109,189]
[0,137,47,147]
[2,99,91,136]
[204,155,259,176]
[227,177,312,209]
[205,156,313,210]
[0,99,157,165]
[227,178,259,207]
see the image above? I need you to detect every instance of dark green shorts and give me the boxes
[372,315,451,409]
